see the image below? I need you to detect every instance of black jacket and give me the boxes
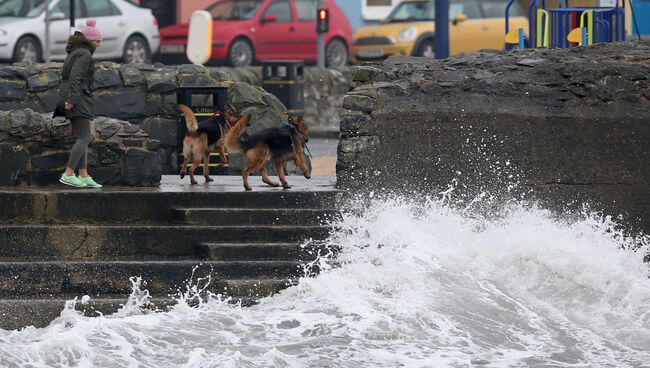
[56,32,96,119]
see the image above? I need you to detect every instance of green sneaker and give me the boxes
[78,175,102,188]
[59,174,87,188]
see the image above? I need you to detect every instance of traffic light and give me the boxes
[316,8,329,33]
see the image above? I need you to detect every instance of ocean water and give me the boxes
[1,197,649,368]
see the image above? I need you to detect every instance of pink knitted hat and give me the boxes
[81,18,103,42]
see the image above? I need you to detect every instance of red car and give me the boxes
[156,0,352,67]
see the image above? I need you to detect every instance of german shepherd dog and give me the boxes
[176,104,238,184]
[224,114,311,191]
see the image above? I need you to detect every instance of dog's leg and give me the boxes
[241,164,255,191]
[189,160,200,185]
[203,152,213,183]
[180,156,188,179]
[259,166,279,188]
[293,149,311,179]
[218,143,228,165]
[272,158,291,189]
[242,147,268,191]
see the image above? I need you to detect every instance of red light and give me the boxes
[152,16,158,26]
[319,10,327,20]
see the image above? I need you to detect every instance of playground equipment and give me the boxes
[505,0,626,49]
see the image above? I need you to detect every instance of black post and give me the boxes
[316,0,325,67]
[434,0,449,59]
[70,0,75,33]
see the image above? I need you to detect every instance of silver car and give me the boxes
[0,0,159,64]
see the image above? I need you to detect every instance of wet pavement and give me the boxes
[157,175,337,192]
[305,137,338,157]
[0,176,338,193]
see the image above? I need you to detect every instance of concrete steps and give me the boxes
[0,261,308,297]
[173,207,340,226]
[0,225,330,260]
[196,242,315,261]
[0,181,341,329]
[0,190,341,224]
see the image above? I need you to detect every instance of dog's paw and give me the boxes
[205,176,214,183]
[191,180,198,185]
[282,185,292,190]
[180,173,185,179]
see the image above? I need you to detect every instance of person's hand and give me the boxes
[64,101,74,110]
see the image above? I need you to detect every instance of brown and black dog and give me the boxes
[176,104,239,184]
[224,114,311,191]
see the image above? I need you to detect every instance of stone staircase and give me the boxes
[0,184,341,330]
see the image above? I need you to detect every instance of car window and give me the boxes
[110,1,122,15]
[481,0,523,18]
[295,0,316,21]
[206,0,264,20]
[84,0,114,17]
[51,0,85,19]
[386,1,434,22]
[449,0,481,19]
[263,0,292,22]
[0,0,45,17]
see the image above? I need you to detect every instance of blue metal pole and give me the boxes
[435,0,449,59]
[70,0,75,34]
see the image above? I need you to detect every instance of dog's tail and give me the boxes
[176,104,198,133]
[223,114,250,153]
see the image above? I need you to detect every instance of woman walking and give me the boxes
[57,18,103,188]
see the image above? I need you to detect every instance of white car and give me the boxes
[0,0,159,64]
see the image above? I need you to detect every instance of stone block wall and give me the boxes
[337,41,650,233]
[0,109,162,186]
[0,63,352,180]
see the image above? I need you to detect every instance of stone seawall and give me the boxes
[0,63,352,179]
[0,110,162,186]
[337,41,650,233]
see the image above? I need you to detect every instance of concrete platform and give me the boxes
[0,175,338,193]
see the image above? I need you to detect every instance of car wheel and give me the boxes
[227,38,254,67]
[326,38,348,67]
[123,35,150,64]
[13,36,41,64]
[417,39,435,58]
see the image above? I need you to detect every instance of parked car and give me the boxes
[156,0,353,67]
[0,0,159,64]
[353,0,529,61]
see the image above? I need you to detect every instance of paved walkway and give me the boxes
[0,176,338,193]
[158,175,337,192]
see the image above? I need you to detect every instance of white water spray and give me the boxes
[0,197,648,367]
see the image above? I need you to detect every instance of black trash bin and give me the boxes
[261,60,304,117]
[177,87,229,175]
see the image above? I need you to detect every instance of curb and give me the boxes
[308,128,340,139]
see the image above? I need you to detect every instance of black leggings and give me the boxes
[67,117,92,170]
